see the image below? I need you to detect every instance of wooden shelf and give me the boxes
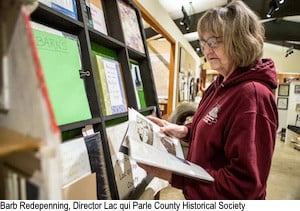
[0,127,41,157]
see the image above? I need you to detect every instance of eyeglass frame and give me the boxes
[199,37,223,50]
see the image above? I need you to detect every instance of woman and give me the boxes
[142,0,278,199]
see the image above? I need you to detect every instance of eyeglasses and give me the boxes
[199,37,222,50]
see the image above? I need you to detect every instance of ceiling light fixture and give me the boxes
[266,0,280,18]
[279,0,285,4]
[285,46,294,57]
[180,6,191,31]
[266,9,273,18]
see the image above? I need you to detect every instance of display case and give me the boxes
[0,0,160,199]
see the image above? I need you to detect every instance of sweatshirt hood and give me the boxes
[215,58,278,90]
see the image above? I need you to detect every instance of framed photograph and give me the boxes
[296,115,300,127]
[296,103,300,112]
[0,42,10,112]
[277,97,288,110]
[295,85,300,94]
[178,72,186,102]
[278,84,289,96]
[179,47,186,73]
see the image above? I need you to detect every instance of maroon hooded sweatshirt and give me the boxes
[171,58,278,199]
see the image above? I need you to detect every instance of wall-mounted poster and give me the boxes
[277,97,288,110]
[179,47,185,73]
[0,56,9,112]
[278,83,290,96]
[295,85,300,94]
[296,103,300,112]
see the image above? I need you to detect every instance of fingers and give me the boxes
[137,163,157,178]
[147,116,187,139]
[137,162,172,182]
[137,162,151,171]
[147,116,166,127]
[137,162,160,175]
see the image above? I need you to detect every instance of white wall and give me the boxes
[263,43,300,74]
[264,43,300,140]
[278,81,300,143]
[137,1,300,76]
[287,82,300,126]
[137,0,300,122]
[136,0,201,110]
[136,0,200,65]
[136,1,300,75]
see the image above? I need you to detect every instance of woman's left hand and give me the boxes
[137,163,172,182]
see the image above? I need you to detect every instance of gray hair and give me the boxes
[197,0,264,67]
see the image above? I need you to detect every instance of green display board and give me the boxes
[33,27,92,125]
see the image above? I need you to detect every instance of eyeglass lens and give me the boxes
[200,37,218,49]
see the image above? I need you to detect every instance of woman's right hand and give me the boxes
[147,116,188,139]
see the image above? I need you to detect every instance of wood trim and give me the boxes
[133,0,175,44]
[133,0,175,115]
[167,44,175,115]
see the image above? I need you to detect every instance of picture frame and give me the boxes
[179,47,186,73]
[296,103,300,112]
[0,40,10,112]
[178,72,186,102]
[278,84,289,96]
[295,114,300,127]
[277,97,288,110]
[295,85,300,94]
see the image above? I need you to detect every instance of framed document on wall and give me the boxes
[295,85,300,94]
[277,97,288,110]
[278,84,290,96]
[0,59,9,111]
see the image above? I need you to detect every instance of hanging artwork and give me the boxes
[278,84,289,96]
[294,85,300,94]
[0,59,9,111]
[277,97,288,110]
